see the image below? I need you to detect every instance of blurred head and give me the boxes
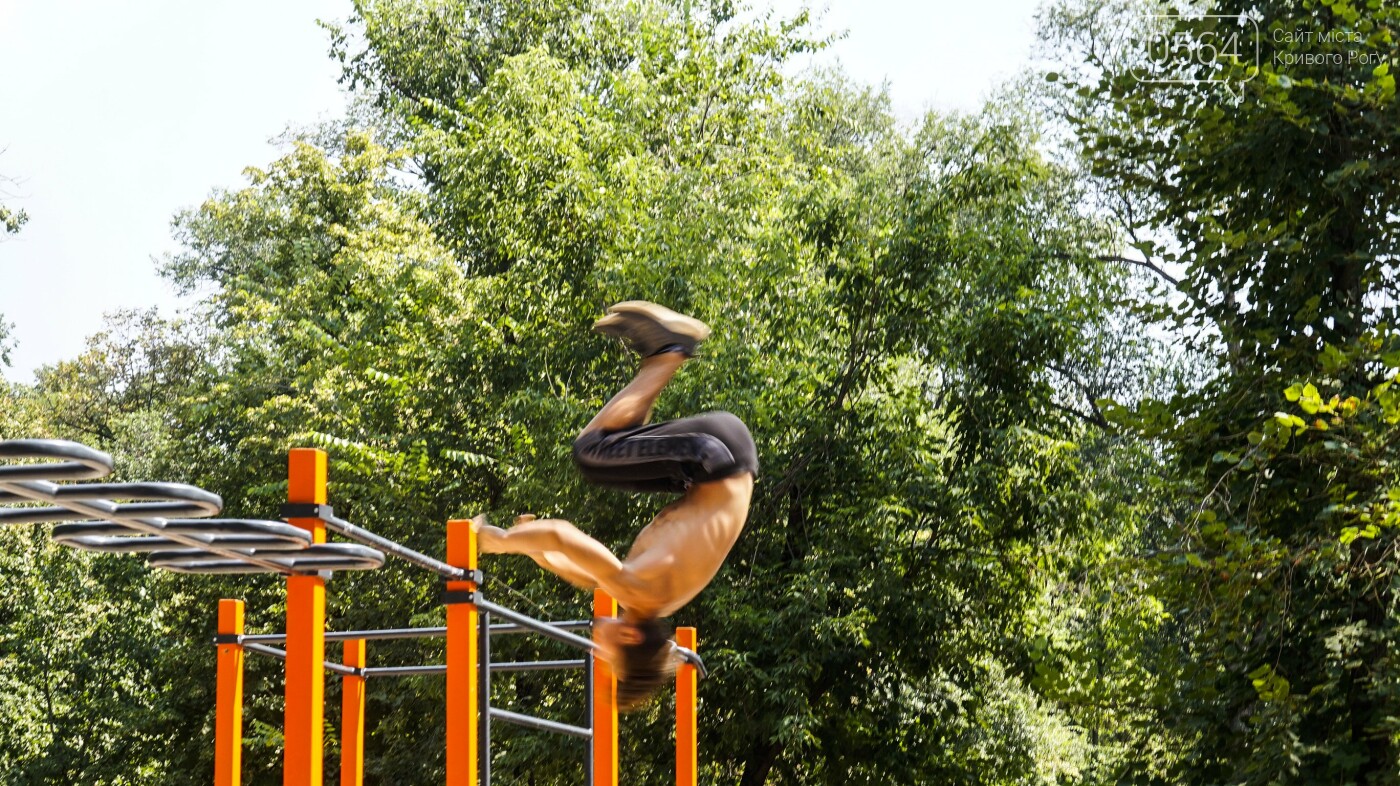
[594,615,676,712]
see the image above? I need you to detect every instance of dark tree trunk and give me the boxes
[738,740,784,786]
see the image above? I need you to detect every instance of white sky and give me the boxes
[0,0,1043,384]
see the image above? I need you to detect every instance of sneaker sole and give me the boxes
[592,312,635,336]
[606,301,711,342]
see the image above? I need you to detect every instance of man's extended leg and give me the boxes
[476,515,604,590]
[476,516,647,605]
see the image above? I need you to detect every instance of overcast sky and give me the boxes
[0,0,1042,384]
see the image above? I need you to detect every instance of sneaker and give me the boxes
[592,301,710,357]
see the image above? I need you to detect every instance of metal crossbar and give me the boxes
[234,620,593,645]
[356,660,586,678]
[243,642,360,678]
[489,708,592,739]
[476,599,599,652]
[316,506,466,580]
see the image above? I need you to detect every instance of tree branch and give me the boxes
[1047,361,1110,429]
[1049,400,1110,429]
[1094,253,1180,287]
[1049,249,1180,287]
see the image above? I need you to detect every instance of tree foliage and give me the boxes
[22,0,1390,784]
[1047,0,1400,782]
[0,166,27,366]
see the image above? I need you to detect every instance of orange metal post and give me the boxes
[592,589,619,786]
[445,519,479,786]
[215,598,246,786]
[285,448,328,786]
[675,627,698,786]
[341,640,367,786]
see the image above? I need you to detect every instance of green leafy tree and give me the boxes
[2,2,1154,784]
[0,167,27,367]
[1048,0,1400,781]
[0,314,213,784]
[0,169,25,237]
[158,13,1130,782]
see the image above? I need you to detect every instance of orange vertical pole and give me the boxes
[592,589,619,786]
[675,627,698,786]
[285,448,328,786]
[341,640,367,786]
[215,598,246,786]
[445,519,479,786]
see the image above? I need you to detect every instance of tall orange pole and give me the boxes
[445,519,479,786]
[215,598,246,786]
[592,589,619,786]
[285,448,328,786]
[675,627,698,786]
[341,640,367,786]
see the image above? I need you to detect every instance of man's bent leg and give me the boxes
[580,351,687,436]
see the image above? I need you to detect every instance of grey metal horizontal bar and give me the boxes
[492,620,593,636]
[492,659,587,673]
[241,626,448,644]
[325,661,360,678]
[489,707,592,739]
[237,619,591,646]
[149,543,385,574]
[241,642,359,677]
[0,439,113,481]
[341,659,589,679]
[53,519,312,553]
[222,648,584,678]
[319,511,466,581]
[244,642,287,660]
[328,626,446,642]
[362,665,445,678]
[475,600,598,653]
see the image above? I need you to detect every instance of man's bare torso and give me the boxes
[619,472,755,617]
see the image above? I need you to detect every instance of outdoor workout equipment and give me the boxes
[0,439,705,786]
[0,440,385,573]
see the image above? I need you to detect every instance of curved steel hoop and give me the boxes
[671,644,708,679]
[149,543,387,574]
[53,519,315,554]
[0,482,224,524]
[1,438,385,576]
[0,439,114,481]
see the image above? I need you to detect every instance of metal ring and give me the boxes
[0,440,114,481]
[147,543,386,574]
[1,483,223,524]
[53,519,315,554]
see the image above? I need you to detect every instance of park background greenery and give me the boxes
[2,0,1398,783]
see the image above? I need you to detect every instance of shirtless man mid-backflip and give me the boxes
[475,301,757,710]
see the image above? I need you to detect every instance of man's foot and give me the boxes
[471,514,507,554]
[592,301,710,357]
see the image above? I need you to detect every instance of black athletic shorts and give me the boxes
[572,411,758,494]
